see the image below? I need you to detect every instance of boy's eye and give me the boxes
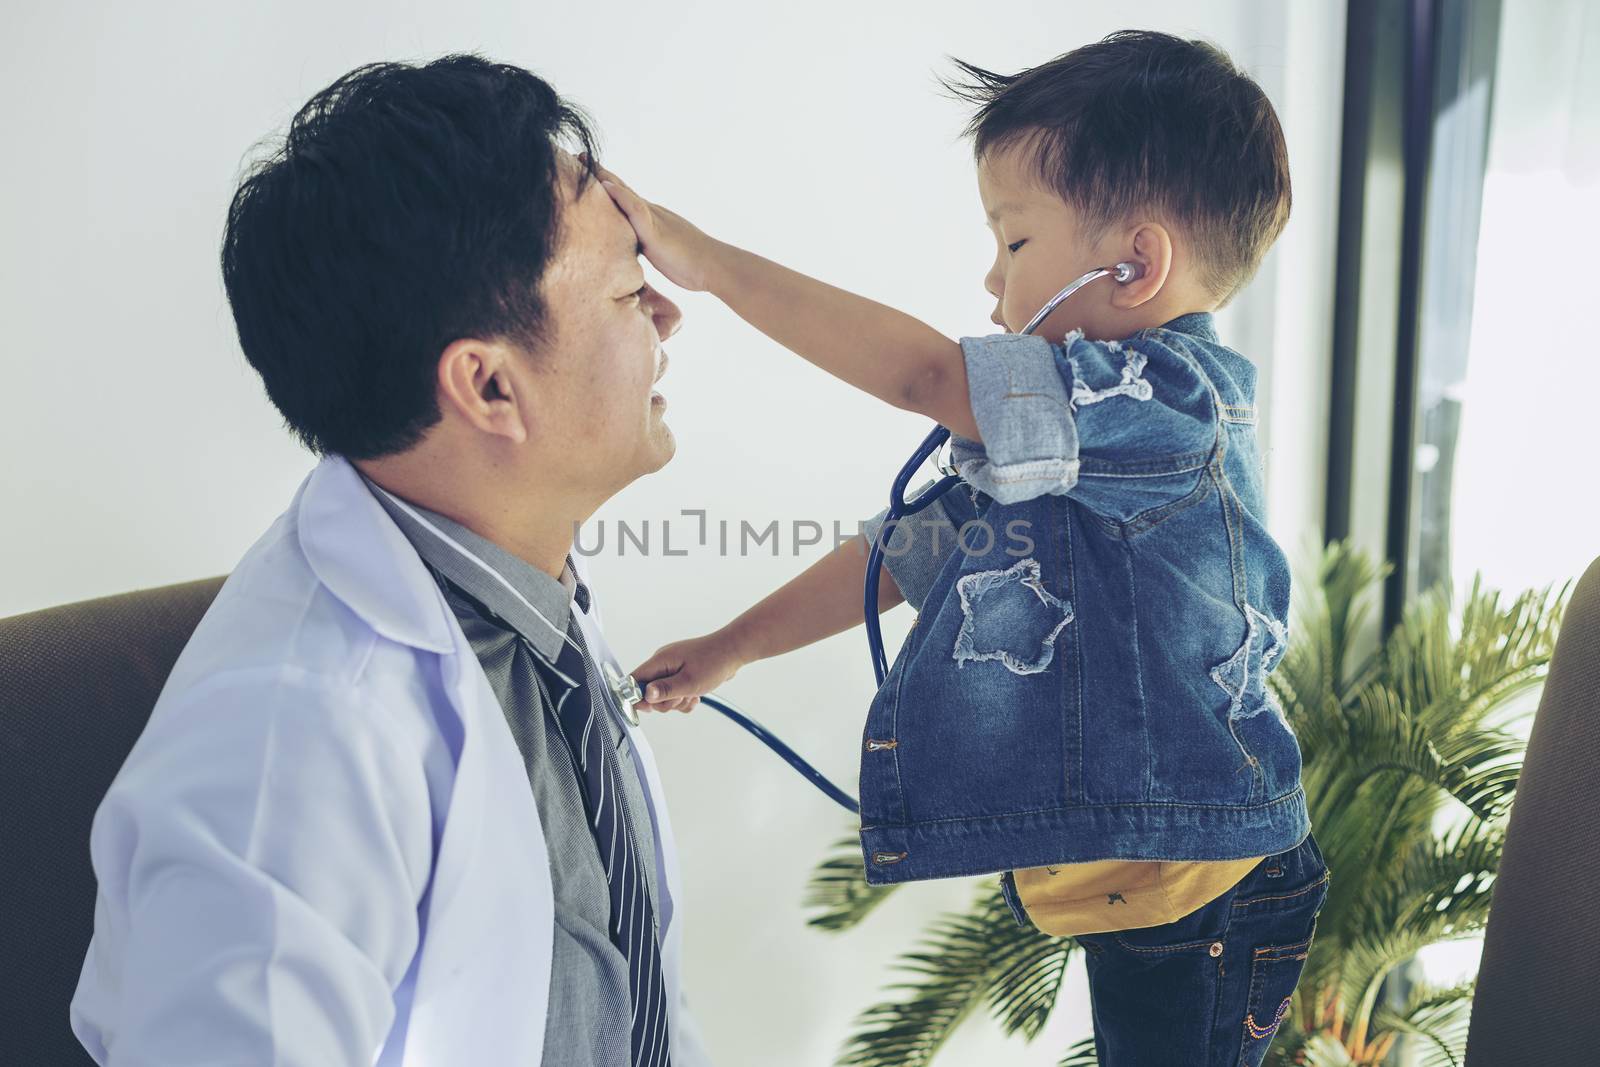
[1007,239,1027,254]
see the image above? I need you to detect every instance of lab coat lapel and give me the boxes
[296,454,555,1064]
[401,611,555,1065]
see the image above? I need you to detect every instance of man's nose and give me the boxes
[648,286,683,341]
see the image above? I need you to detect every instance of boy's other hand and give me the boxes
[586,156,718,293]
[630,629,748,713]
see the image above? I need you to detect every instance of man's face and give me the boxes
[534,151,683,494]
[977,139,1117,340]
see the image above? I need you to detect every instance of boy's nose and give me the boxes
[982,262,1002,299]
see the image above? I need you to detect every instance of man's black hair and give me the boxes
[222,53,601,458]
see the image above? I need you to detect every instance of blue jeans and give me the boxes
[1071,834,1328,1066]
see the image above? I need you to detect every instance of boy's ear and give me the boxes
[1107,222,1173,310]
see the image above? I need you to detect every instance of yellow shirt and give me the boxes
[1012,856,1266,936]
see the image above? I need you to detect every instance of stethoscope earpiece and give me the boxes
[1019,261,1144,335]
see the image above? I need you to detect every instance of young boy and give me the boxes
[596,30,1326,1065]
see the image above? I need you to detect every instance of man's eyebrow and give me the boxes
[612,234,644,275]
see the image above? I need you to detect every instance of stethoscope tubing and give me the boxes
[697,692,860,813]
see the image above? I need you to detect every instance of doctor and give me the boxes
[71,54,710,1066]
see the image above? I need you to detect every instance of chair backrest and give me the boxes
[1465,555,1600,1064]
[0,576,226,1066]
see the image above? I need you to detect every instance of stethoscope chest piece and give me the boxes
[603,661,643,726]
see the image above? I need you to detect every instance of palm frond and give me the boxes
[1056,1035,1099,1067]
[1288,1032,1360,1066]
[1272,546,1384,726]
[983,922,1074,1040]
[1445,578,1566,724]
[1342,686,1523,821]
[1277,553,1566,1051]
[837,889,1078,1066]
[1336,819,1501,1016]
[1384,577,1567,737]
[1371,981,1475,1067]
[804,836,902,932]
[1310,541,1391,694]
[836,891,1016,1067]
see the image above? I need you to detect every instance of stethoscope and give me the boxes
[599,262,1144,816]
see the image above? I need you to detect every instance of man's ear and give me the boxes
[1107,222,1174,310]
[436,338,531,444]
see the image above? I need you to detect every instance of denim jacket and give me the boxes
[858,311,1307,885]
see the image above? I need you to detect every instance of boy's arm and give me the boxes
[729,533,906,662]
[631,534,904,711]
[703,244,984,441]
[592,163,982,441]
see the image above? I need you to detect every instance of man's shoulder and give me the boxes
[152,507,442,745]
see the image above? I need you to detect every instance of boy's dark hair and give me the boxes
[222,54,600,459]
[944,30,1290,306]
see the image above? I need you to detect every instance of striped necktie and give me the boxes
[547,618,672,1067]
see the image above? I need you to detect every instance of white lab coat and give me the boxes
[70,454,712,1066]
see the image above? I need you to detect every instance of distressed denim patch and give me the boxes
[1209,604,1290,724]
[952,557,1075,675]
[1070,342,1155,409]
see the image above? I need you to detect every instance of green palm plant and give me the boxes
[803,541,1568,1066]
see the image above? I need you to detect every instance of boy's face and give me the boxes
[977,140,1122,340]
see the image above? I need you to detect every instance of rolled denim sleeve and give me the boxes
[953,334,1080,505]
[953,330,1219,519]
[860,479,966,611]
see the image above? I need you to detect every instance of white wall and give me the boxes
[0,2,1345,1062]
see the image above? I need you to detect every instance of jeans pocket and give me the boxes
[1109,883,1233,955]
[1230,860,1327,1064]
[1236,920,1318,1065]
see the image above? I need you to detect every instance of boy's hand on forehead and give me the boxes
[585,155,718,293]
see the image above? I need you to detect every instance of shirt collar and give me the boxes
[355,470,589,666]
[1157,310,1219,343]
